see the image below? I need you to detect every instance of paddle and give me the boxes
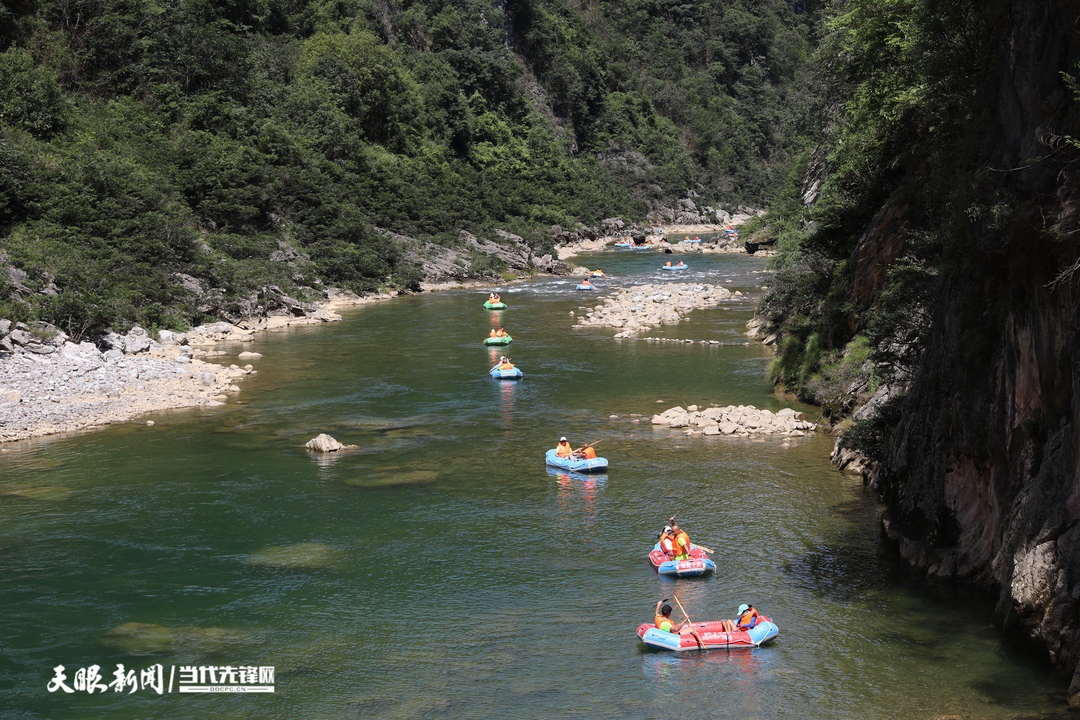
[667,513,714,555]
[572,438,605,454]
[670,595,705,651]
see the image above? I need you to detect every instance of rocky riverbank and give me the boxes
[574,283,738,337]
[0,290,398,444]
[651,404,817,437]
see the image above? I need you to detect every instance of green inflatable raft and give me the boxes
[483,335,513,346]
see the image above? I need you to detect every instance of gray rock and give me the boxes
[125,336,151,354]
[8,329,30,346]
[305,433,353,452]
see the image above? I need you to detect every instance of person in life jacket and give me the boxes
[489,329,498,338]
[736,603,761,629]
[574,443,597,460]
[555,437,573,458]
[670,522,691,560]
[489,292,500,302]
[497,356,514,370]
[495,327,507,337]
[654,600,688,634]
[658,525,675,556]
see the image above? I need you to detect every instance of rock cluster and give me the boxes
[0,320,262,443]
[651,404,816,437]
[575,283,733,337]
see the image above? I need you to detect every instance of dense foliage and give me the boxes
[0,0,821,338]
[755,0,997,421]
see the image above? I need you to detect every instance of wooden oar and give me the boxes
[671,596,705,651]
[572,438,605,454]
[695,544,716,554]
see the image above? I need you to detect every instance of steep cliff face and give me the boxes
[872,0,1080,699]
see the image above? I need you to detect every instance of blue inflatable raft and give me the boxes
[661,264,689,271]
[576,283,596,291]
[545,448,608,473]
[490,365,523,380]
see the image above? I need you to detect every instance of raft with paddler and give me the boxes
[546,437,608,473]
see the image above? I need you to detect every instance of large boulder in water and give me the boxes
[304,433,356,452]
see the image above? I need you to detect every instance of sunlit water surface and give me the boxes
[0,246,1068,718]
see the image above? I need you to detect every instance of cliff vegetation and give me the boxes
[756,0,1080,699]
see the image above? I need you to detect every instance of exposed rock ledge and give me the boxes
[0,330,249,444]
[575,283,734,337]
[652,404,816,437]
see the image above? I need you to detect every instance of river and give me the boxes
[0,245,1068,718]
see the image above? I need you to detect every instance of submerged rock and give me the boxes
[0,482,72,501]
[101,622,248,655]
[345,469,440,488]
[248,542,338,570]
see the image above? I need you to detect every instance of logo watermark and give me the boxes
[47,664,275,695]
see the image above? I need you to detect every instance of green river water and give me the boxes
[0,245,1070,719]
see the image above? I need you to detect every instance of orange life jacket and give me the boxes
[581,447,597,459]
[496,329,507,337]
[556,441,573,458]
[673,530,690,558]
[499,361,513,370]
[655,613,676,633]
[659,532,675,555]
[737,609,760,629]
[489,330,497,337]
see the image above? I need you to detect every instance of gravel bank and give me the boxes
[574,283,736,337]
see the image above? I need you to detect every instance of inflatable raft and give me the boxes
[490,365,522,379]
[576,283,596,291]
[636,617,778,652]
[544,466,608,484]
[661,264,688,271]
[545,448,608,473]
[483,335,513,346]
[484,301,507,310]
[648,542,716,577]
[614,241,635,248]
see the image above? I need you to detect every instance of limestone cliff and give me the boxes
[864,0,1080,701]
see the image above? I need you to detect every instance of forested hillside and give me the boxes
[0,0,819,338]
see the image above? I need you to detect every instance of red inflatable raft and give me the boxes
[636,617,779,651]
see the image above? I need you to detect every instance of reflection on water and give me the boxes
[0,252,1071,719]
